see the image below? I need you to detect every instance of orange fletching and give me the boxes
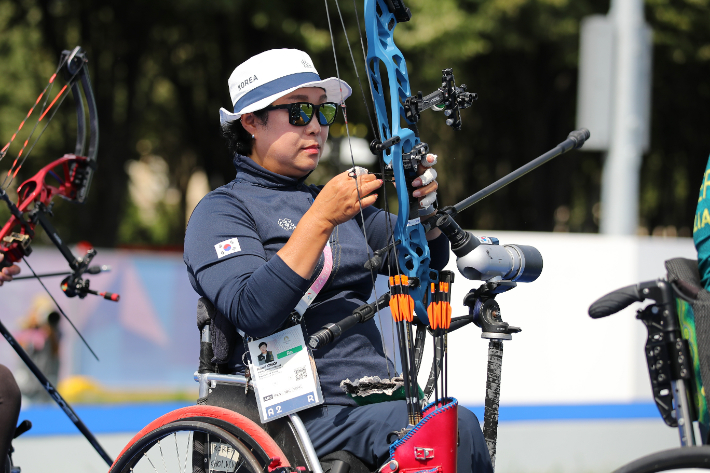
[389,292,400,322]
[389,276,399,322]
[428,283,436,329]
[403,295,414,322]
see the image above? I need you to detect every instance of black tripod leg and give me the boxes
[0,319,114,466]
[483,340,503,470]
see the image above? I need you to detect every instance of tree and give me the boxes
[0,0,707,246]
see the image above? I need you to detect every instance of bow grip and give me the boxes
[0,234,33,269]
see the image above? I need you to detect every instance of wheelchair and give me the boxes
[110,257,710,473]
[109,298,383,473]
[587,257,710,472]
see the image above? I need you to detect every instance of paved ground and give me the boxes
[494,419,686,472]
[11,419,691,473]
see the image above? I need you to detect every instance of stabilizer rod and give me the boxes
[446,129,590,216]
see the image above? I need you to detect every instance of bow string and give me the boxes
[324,0,477,424]
[326,0,476,325]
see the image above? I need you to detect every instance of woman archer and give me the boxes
[183,48,492,473]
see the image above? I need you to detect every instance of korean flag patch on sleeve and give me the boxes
[215,238,241,258]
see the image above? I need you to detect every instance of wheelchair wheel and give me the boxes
[110,420,265,473]
[613,446,710,472]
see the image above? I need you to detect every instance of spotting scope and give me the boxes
[433,213,543,283]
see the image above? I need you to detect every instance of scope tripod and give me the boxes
[463,281,520,469]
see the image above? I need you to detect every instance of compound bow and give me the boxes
[0,46,118,466]
[0,46,117,304]
[362,0,476,323]
[321,0,478,428]
[322,0,589,433]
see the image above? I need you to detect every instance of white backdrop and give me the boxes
[373,232,697,407]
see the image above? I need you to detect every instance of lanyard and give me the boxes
[294,241,333,317]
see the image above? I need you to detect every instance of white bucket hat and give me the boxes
[219,49,353,126]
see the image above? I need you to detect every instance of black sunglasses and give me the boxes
[262,102,339,126]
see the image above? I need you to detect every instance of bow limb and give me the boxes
[0,155,95,263]
[364,0,434,325]
[64,46,100,203]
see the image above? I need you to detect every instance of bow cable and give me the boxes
[341,0,412,380]
[346,0,409,365]
[1,57,86,192]
[326,0,407,378]
[351,0,408,373]
[0,53,71,161]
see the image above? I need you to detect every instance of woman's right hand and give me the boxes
[310,169,383,228]
[278,169,382,279]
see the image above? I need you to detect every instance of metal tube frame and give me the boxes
[672,379,697,446]
[193,371,323,473]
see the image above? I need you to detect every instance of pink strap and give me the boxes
[294,241,333,316]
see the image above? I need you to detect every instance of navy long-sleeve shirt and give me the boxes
[184,154,449,406]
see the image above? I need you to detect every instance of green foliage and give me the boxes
[118,195,181,246]
[0,0,708,247]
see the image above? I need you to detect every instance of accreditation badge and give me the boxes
[247,325,323,423]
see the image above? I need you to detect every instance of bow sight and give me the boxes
[404,69,478,131]
[369,69,477,182]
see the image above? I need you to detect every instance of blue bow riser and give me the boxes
[364,0,437,325]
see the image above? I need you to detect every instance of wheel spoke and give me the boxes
[173,433,181,473]
[235,455,246,473]
[207,433,211,472]
[183,431,191,473]
[158,439,168,473]
[143,451,159,473]
[111,420,267,473]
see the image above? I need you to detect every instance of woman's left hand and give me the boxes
[411,154,438,212]
[411,154,441,240]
